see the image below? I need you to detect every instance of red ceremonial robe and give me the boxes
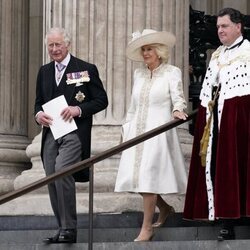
[183,95,250,220]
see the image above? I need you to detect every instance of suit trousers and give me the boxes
[43,130,82,229]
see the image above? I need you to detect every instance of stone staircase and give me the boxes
[1,212,250,250]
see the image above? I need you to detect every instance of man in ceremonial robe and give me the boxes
[184,8,250,241]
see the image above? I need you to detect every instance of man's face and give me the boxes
[217,15,242,46]
[47,33,70,62]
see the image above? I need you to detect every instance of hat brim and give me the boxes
[126,31,176,62]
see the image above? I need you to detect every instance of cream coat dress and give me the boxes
[115,63,188,194]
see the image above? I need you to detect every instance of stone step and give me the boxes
[1,240,250,250]
[1,212,250,231]
[1,213,250,249]
[1,226,250,244]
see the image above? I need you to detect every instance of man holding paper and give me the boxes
[34,27,108,244]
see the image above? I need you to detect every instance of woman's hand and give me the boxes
[173,110,188,120]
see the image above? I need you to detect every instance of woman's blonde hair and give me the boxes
[142,43,169,63]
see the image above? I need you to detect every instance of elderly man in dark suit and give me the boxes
[34,27,108,243]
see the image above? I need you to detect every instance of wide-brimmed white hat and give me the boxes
[126,29,176,61]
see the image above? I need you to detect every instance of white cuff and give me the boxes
[77,106,82,117]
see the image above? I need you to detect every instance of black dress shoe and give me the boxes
[57,229,77,243]
[43,230,60,244]
[217,228,235,241]
[43,229,77,244]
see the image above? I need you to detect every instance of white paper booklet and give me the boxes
[42,95,77,140]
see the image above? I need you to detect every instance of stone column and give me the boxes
[0,0,30,195]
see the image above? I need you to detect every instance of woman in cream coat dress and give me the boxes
[115,29,188,241]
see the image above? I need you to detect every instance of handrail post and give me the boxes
[88,164,94,250]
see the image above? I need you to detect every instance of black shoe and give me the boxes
[43,229,77,244]
[217,228,235,241]
[57,229,77,243]
[43,230,60,244]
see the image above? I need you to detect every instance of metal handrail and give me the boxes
[0,109,198,249]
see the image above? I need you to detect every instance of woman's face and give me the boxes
[141,45,160,70]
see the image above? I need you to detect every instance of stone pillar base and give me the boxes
[0,136,31,195]
[0,192,185,216]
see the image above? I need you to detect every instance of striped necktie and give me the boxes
[56,63,66,82]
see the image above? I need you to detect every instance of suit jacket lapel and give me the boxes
[45,62,57,100]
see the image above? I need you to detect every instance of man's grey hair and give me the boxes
[45,27,71,45]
